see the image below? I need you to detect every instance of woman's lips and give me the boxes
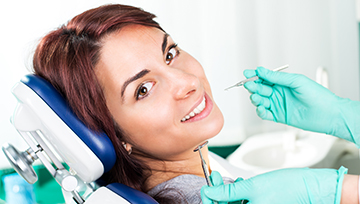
[181,93,213,123]
[181,96,205,122]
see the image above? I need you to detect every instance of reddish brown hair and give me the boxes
[33,4,163,191]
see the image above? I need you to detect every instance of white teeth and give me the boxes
[193,108,201,114]
[181,96,206,122]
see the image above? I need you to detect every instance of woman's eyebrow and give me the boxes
[121,69,151,99]
[120,34,168,100]
[162,33,169,54]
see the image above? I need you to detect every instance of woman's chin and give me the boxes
[204,108,224,140]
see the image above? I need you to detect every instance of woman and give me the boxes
[33,4,229,203]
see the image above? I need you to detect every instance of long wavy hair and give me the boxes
[33,4,164,193]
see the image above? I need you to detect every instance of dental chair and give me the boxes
[2,74,159,204]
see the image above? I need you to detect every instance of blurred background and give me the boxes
[0,0,359,203]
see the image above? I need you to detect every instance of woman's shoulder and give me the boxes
[147,174,234,203]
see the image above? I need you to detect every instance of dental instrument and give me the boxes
[194,141,212,187]
[194,141,219,204]
[195,142,246,204]
[224,64,289,91]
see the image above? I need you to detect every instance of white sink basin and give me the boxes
[242,144,286,168]
[242,143,317,168]
[227,130,344,174]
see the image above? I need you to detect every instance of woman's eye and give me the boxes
[165,46,179,65]
[136,82,154,100]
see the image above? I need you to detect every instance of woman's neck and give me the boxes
[136,147,211,192]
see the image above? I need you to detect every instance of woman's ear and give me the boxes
[122,142,133,155]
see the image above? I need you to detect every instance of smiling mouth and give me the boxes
[181,96,206,122]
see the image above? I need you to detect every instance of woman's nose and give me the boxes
[168,69,199,100]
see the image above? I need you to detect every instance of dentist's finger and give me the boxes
[208,172,228,204]
[250,94,271,109]
[244,81,273,97]
[201,186,214,204]
[243,69,257,79]
[203,181,250,202]
[256,106,274,121]
[256,67,303,88]
[210,171,224,186]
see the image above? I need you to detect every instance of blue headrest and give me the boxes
[21,74,116,173]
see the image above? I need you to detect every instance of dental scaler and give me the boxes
[224,64,289,91]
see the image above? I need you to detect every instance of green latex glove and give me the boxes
[243,67,360,146]
[201,167,347,204]
[201,171,244,204]
[201,171,227,204]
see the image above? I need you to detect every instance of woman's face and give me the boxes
[96,24,224,160]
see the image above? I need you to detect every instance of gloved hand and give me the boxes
[200,171,228,204]
[243,67,360,146]
[201,167,347,204]
[201,171,245,204]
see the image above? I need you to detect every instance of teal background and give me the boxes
[0,166,65,204]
